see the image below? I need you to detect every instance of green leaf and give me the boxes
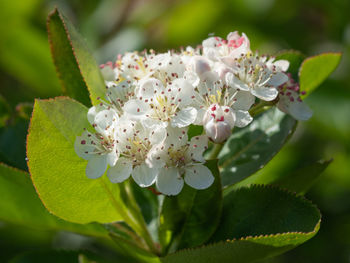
[27,97,126,224]
[187,125,203,140]
[231,159,332,195]
[0,163,108,238]
[299,52,342,98]
[273,159,332,194]
[0,115,28,170]
[161,185,320,263]
[218,108,297,187]
[159,160,222,253]
[47,8,106,106]
[275,50,305,78]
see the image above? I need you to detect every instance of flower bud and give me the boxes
[204,118,232,143]
[203,104,235,143]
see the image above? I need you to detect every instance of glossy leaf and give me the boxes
[47,8,106,106]
[27,97,126,224]
[273,159,332,194]
[299,52,341,98]
[159,160,222,253]
[230,159,332,195]
[0,115,28,170]
[218,108,297,187]
[0,163,108,238]
[161,185,320,263]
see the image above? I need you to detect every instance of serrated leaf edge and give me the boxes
[164,184,321,257]
[25,96,88,219]
[47,8,93,106]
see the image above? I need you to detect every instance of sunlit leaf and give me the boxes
[47,8,106,106]
[27,97,126,224]
[299,52,341,98]
[0,163,108,238]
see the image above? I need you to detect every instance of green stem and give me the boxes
[120,181,159,255]
[100,179,158,255]
[208,143,224,160]
[249,100,275,117]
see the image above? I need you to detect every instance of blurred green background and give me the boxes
[0,0,349,262]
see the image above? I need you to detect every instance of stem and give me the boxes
[208,143,224,160]
[120,181,159,255]
[249,100,275,117]
[100,180,158,255]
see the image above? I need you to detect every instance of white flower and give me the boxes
[277,77,313,121]
[186,57,254,142]
[224,53,289,101]
[202,31,251,62]
[123,77,197,128]
[148,52,186,83]
[107,119,166,187]
[74,109,120,179]
[152,128,214,195]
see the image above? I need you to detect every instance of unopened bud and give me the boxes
[203,104,235,143]
[204,118,232,143]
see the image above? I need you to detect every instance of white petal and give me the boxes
[87,106,97,124]
[107,158,132,183]
[94,109,119,133]
[184,71,200,86]
[226,73,249,91]
[278,99,313,121]
[267,72,289,87]
[235,110,253,128]
[164,126,188,149]
[137,78,163,99]
[251,86,279,101]
[171,107,197,128]
[74,132,94,160]
[191,56,211,77]
[187,135,208,162]
[169,78,196,107]
[106,151,118,166]
[86,155,107,179]
[132,163,158,187]
[149,125,167,145]
[156,167,184,196]
[274,60,290,72]
[193,108,206,125]
[232,91,255,111]
[288,101,313,121]
[123,99,150,120]
[184,165,214,190]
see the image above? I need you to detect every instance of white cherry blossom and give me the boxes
[123,77,197,128]
[224,53,289,101]
[187,57,254,142]
[74,109,120,179]
[106,119,166,187]
[152,128,213,195]
[202,31,251,62]
[277,76,313,121]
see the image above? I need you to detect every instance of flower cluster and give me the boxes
[75,31,312,195]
